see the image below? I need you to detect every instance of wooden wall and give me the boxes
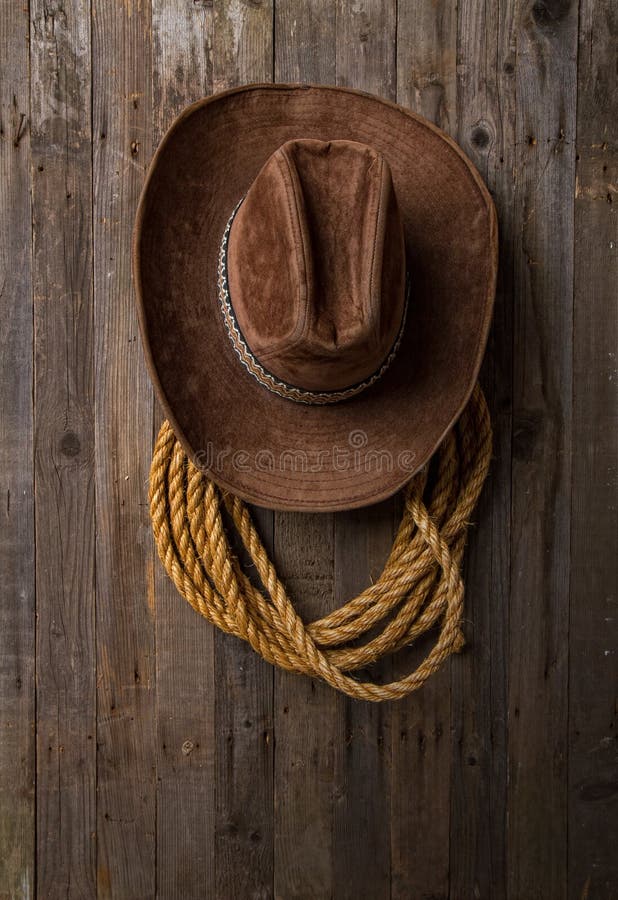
[0,0,616,897]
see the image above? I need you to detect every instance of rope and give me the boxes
[148,383,492,702]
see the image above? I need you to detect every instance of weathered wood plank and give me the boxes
[92,0,156,895]
[213,0,274,94]
[335,0,396,98]
[6,0,618,895]
[333,6,397,897]
[508,0,578,896]
[396,0,457,134]
[273,6,337,898]
[0,3,35,897]
[333,501,395,900]
[211,4,275,898]
[568,2,618,896]
[30,0,96,895]
[152,0,213,125]
[448,1,517,896]
[150,3,217,896]
[392,4,458,897]
[275,0,335,86]
[273,513,337,900]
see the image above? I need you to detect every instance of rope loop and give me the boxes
[148,383,492,701]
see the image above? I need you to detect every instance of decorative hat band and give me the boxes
[217,200,409,406]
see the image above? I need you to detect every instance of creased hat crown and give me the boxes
[223,138,407,399]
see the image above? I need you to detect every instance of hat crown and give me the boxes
[224,138,407,397]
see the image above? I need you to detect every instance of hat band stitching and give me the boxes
[218,199,409,406]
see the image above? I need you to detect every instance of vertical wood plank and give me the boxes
[212,4,275,897]
[448,1,517,897]
[30,0,96,895]
[213,0,274,93]
[272,7,337,898]
[333,7,397,898]
[275,0,335,86]
[150,3,217,897]
[0,3,35,897]
[392,4,458,897]
[508,0,578,896]
[92,0,156,896]
[273,511,336,899]
[396,0,457,133]
[272,510,338,898]
[333,501,395,900]
[335,0,396,98]
[9,1,616,896]
[568,2,618,897]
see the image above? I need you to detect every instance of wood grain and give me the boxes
[448,0,516,896]
[92,0,156,896]
[396,0,457,133]
[211,4,275,898]
[332,502,395,900]
[273,5,337,897]
[30,0,96,895]
[0,3,35,897]
[150,3,217,897]
[274,512,337,899]
[393,4,459,897]
[1,2,616,896]
[333,5,397,898]
[568,1,618,897]
[508,0,578,896]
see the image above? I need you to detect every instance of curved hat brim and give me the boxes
[133,84,497,512]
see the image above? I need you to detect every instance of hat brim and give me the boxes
[134,84,497,512]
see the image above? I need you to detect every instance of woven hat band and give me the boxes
[218,200,410,406]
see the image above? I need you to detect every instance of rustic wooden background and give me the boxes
[1,0,616,897]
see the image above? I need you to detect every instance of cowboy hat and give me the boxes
[134,83,497,511]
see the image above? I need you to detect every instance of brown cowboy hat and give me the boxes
[134,83,497,512]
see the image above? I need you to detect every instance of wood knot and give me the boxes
[531,0,573,30]
[513,410,544,461]
[470,121,492,151]
[60,430,81,457]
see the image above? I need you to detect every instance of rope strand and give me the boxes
[148,383,492,701]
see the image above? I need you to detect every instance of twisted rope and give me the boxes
[149,383,492,701]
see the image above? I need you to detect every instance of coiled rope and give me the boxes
[149,383,492,702]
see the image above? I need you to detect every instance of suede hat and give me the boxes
[134,83,498,512]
